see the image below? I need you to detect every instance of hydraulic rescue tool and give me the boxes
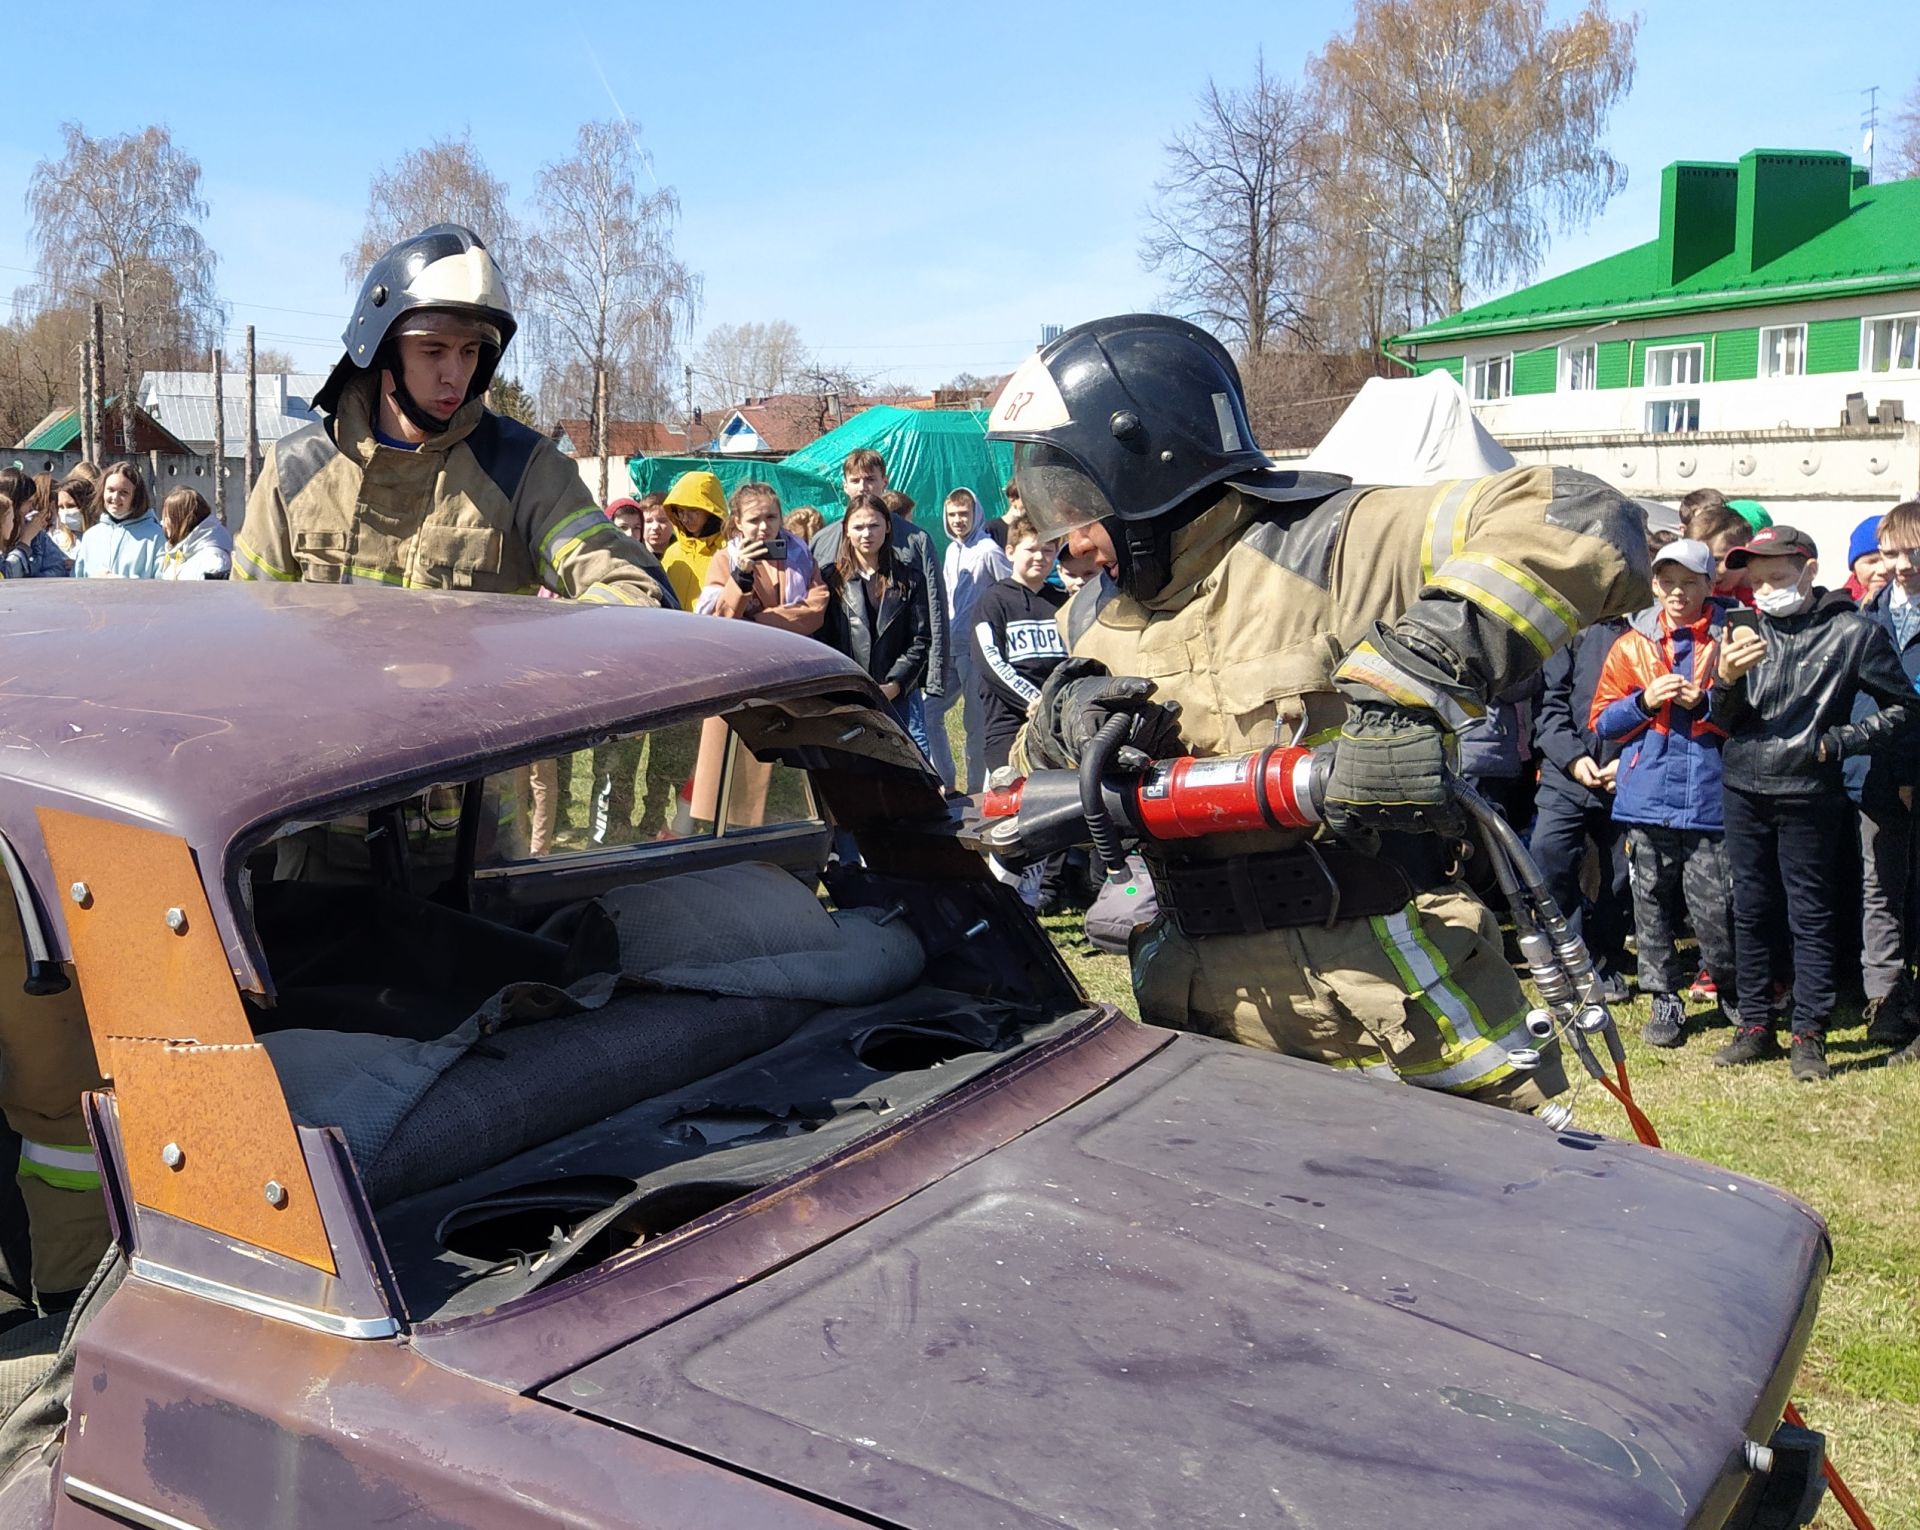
[962,712,1877,1530]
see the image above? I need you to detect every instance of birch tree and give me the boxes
[1312,0,1637,322]
[522,121,698,504]
[346,132,520,284]
[28,123,221,450]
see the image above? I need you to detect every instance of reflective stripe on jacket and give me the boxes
[17,1139,99,1191]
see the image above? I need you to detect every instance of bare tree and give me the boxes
[1313,0,1637,321]
[346,132,521,284]
[521,121,699,504]
[252,346,299,374]
[1887,78,1920,182]
[0,306,89,447]
[691,320,805,414]
[28,123,222,450]
[1141,57,1324,357]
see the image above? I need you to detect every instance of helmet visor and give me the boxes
[1012,441,1117,540]
[393,308,504,351]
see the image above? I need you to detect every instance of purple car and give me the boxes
[0,582,1829,1529]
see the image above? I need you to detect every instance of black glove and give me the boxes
[1816,726,1852,764]
[1321,699,1461,844]
[1024,659,1184,771]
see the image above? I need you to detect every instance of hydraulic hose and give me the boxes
[1079,714,1135,880]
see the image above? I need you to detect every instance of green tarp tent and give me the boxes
[627,406,1014,559]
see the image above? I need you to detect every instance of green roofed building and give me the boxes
[1387,151,1920,440]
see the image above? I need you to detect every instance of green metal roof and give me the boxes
[20,410,82,451]
[1394,161,1920,349]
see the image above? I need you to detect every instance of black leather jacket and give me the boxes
[1710,589,1915,796]
[821,560,931,697]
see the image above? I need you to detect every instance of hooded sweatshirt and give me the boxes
[74,508,166,578]
[661,517,725,610]
[158,516,235,580]
[944,519,1012,661]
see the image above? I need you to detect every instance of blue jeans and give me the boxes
[898,689,932,759]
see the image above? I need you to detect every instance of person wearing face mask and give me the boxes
[47,477,95,565]
[1710,525,1918,1081]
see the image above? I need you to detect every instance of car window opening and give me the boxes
[240,710,1098,1323]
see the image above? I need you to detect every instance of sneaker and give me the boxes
[1640,992,1687,1049]
[1713,1025,1781,1068]
[1864,993,1920,1049]
[1687,970,1718,1002]
[1790,1035,1830,1082]
[1888,1033,1920,1068]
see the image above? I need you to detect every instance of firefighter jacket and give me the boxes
[232,374,670,607]
[1016,466,1649,805]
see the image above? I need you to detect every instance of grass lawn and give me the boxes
[1040,912,1920,1530]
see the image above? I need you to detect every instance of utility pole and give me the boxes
[89,303,106,462]
[243,326,260,503]
[1864,85,1882,182]
[210,347,226,521]
[79,338,96,466]
[684,362,693,445]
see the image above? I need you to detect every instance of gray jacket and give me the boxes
[811,513,948,697]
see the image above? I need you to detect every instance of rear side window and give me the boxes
[475,716,818,868]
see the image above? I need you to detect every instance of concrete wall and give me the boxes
[568,455,637,506]
[14,446,249,528]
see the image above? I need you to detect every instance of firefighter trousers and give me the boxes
[1129,885,1565,1112]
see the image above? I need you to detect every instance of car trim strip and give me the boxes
[63,1476,210,1530]
[129,1257,401,1340]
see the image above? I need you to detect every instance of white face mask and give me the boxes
[58,508,83,530]
[1753,584,1810,618]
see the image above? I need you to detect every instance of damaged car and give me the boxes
[0,580,1831,1529]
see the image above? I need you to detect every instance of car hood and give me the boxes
[541,1035,1827,1530]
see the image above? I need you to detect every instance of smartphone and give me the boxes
[1726,607,1759,636]
[764,539,788,565]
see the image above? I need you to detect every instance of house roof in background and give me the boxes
[552,419,695,457]
[16,400,193,456]
[1396,164,1920,348]
[138,372,327,454]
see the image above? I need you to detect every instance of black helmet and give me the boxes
[986,314,1275,534]
[313,223,516,424]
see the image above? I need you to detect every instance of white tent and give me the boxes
[1299,369,1515,487]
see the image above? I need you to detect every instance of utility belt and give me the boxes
[1148,836,1448,938]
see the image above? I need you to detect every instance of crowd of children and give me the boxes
[1497,489,1919,1081]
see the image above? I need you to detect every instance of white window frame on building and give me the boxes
[1645,398,1701,433]
[1643,343,1704,390]
[1758,323,1807,380]
[1863,312,1920,376]
[1560,341,1598,391]
[1642,342,1704,435]
[1466,352,1513,403]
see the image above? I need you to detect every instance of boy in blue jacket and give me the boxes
[1589,539,1736,1050]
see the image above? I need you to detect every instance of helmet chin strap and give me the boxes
[1114,520,1172,600]
[384,369,457,437]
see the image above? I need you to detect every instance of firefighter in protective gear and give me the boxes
[0,911,107,1311]
[233,224,671,607]
[996,315,1649,1111]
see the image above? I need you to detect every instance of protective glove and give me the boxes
[1320,698,1461,845]
[1023,659,1185,772]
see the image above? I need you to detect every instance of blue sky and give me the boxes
[3,0,1916,394]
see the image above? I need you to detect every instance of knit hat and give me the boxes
[1847,514,1883,571]
[1726,498,1773,532]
